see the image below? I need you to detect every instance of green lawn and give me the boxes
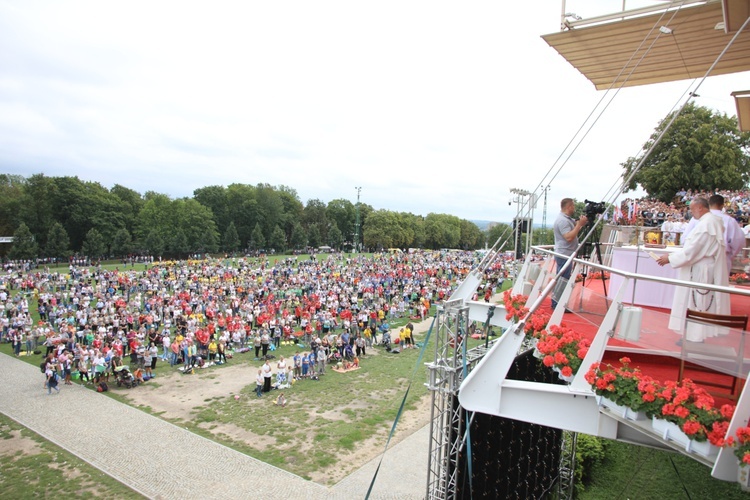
[0,413,143,499]
[579,439,749,499]
[5,259,747,495]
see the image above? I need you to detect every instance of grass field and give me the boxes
[0,413,143,499]
[2,256,748,495]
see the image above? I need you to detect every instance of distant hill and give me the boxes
[472,220,546,230]
[471,220,501,230]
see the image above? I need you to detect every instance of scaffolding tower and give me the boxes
[425,299,499,499]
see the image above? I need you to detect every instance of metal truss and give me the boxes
[558,431,578,500]
[425,299,501,500]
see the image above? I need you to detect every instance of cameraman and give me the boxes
[551,198,588,310]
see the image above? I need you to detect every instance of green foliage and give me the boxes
[328,223,343,250]
[486,223,512,251]
[223,221,240,253]
[81,228,106,258]
[250,223,265,250]
[269,225,287,252]
[580,439,749,499]
[170,230,189,257]
[112,228,133,257]
[8,222,38,260]
[307,224,321,248]
[532,227,554,246]
[18,173,57,250]
[304,199,328,242]
[290,222,307,249]
[2,173,503,256]
[622,102,750,201]
[425,213,461,249]
[45,222,70,259]
[144,229,165,256]
[459,219,484,250]
[327,198,355,241]
[574,433,606,496]
[0,174,24,238]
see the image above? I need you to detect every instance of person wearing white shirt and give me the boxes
[682,194,744,275]
[657,197,730,341]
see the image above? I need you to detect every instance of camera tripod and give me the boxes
[575,223,610,312]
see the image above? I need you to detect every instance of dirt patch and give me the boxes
[121,322,434,485]
[0,429,44,459]
[123,364,252,422]
[201,421,277,450]
[320,394,432,484]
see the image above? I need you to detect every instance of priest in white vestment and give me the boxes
[656,197,729,341]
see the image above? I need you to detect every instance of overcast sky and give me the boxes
[1,0,747,224]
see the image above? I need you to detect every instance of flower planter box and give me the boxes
[598,396,648,421]
[738,465,750,492]
[651,417,719,458]
[552,366,574,383]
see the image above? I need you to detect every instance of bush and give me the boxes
[574,433,606,496]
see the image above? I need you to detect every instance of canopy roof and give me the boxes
[732,90,750,130]
[542,1,750,90]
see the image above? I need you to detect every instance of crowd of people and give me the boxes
[0,249,509,397]
[620,188,750,230]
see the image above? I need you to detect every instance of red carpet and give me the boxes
[551,279,750,406]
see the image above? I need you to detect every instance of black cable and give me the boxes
[615,445,655,500]
[668,454,693,500]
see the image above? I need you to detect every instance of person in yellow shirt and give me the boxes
[363,326,372,347]
[208,339,218,363]
[403,325,412,349]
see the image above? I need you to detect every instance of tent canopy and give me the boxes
[542,1,750,90]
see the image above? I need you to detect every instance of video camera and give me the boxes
[584,199,606,220]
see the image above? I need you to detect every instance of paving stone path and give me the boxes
[0,352,429,499]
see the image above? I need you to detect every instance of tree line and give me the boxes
[0,174,492,260]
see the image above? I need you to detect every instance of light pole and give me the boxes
[510,188,532,261]
[542,185,551,231]
[354,187,361,253]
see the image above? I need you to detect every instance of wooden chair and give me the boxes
[678,309,748,401]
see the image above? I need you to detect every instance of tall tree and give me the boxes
[144,229,165,256]
[0,174,25,238]
[194,185,229,240]
[328,223,343,250]
[250,223,265,250]
[327,199,355,243]
[223,221,240,253]
[290,222,307,250]
[226,184,258,248]
[459,219,484,250]
[363,210,400,249]
[277,185,304,240]
[303,199,329,242]
[486,223,513,252]
[81,228,106,258]
[307,224,322,249]
[45,222,70,259]
[18,173,57,250]
[8,222,37,260]
[424,213,461,249]
[112,228,134,257]
[269,226,287,252]
[255,183,284,241]
[622,102,750,201]
[111,184,144,235]
[170,229,189,257]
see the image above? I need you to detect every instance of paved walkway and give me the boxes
[0,352,429,499]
